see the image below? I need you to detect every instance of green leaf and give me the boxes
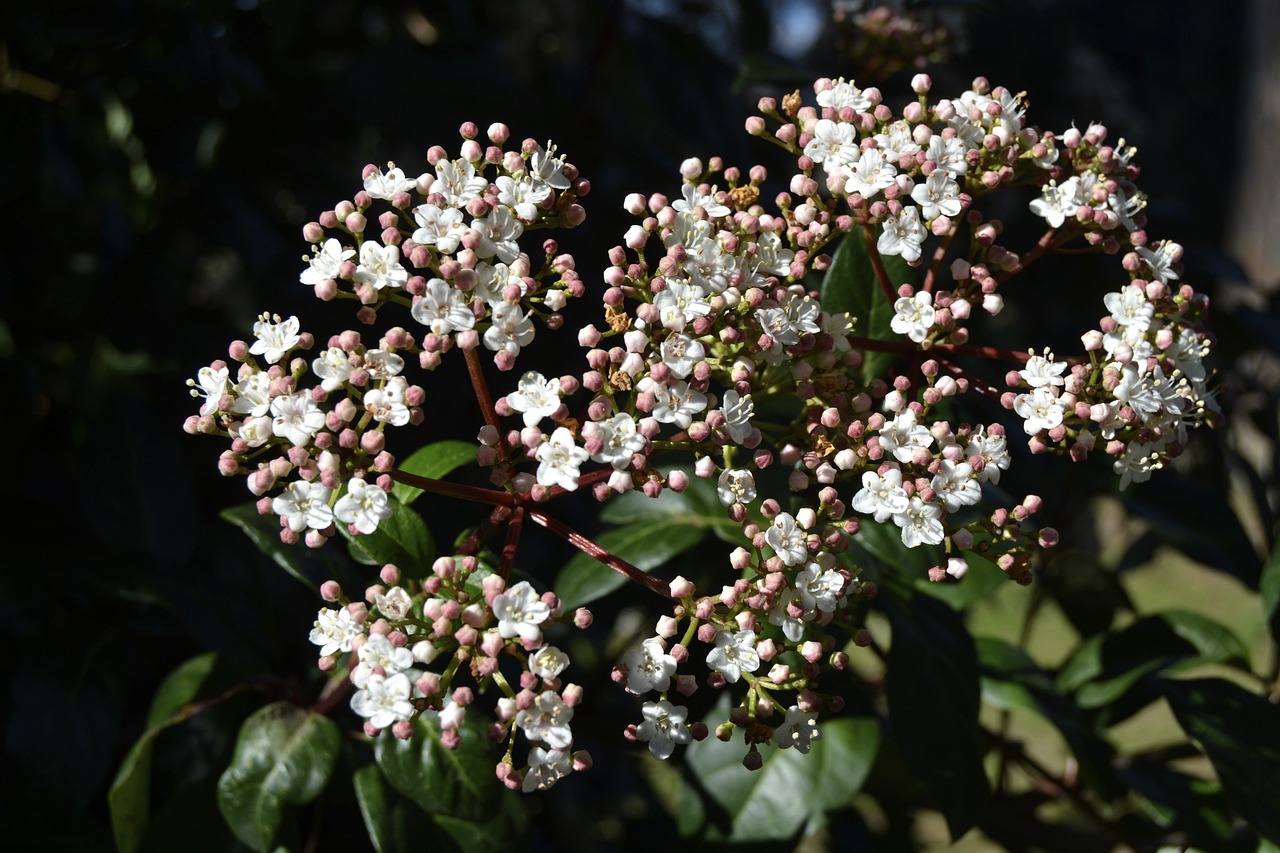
[1261,537,1280,644]
[847,517,932,581]
[352,763,431,853]
[555,520,706,610]
[391,440,477,505]
[146,652,220,728]
[819,226,916,384]
[1038,550,1131,637]
[344,500,434,578]
[1162,677,1280,844]
[914,550,1007,609]
[221,503,318,591]
[681,705,881,842]
[216,701,340,852]
[599,473,744,543]
[373,711,513,826]
[1116,764,1236,848]
[1125,481,1262,587]
[883,589,988,839]
[1158,610,1251,669]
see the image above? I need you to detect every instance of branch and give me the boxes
[525,509,672,599]
[464,347,508,454]
[388,470,515,506]
[861,223,900,304]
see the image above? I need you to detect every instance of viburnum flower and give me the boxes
[484,302,536,356]
[362,163,416,200]
[802,119,861,170]
[433,158,487,207]
[844,148,896,199]
[653,280,712,331]
[496,174,551,222]
[530,142,570,189]
[706,629,760,683]
[1019,353,1068,387]
[719,390,755,444]
[530,645,570,680]
[312,347,353,392]
[890,291,935,343]
[350,672,416,730]
[925,133,968,177]
[967,427,1011,484]
[354,241,409,291]
[363,349,405,380]
[516,690,575,750]
[300,239,354,286]
[765,512,808,566]
[623,638,677,694]
[717,468,758,507]
[773,706,821,753]
[910,171,962,220]
[334,477,394,535]
[796,559,846,613]
[816,76,871,112]
[645,379,707,429]
[1013,387,1066,435]
[523,747,572,792]
[270,391,325,447]
[351,632,416,689]
[893,496,945,548]
[588,413,646,469]
[309,607,363,657]
[493,580,551,645]
[364,376,412,427]
[373,586,413,621]
[411,278,475,337]
[635,700,691,760]
[1137,240,1182,283]
[232,371,271,418]
[189,365,229,416]
[660,333,705,378]
[1029,177,1084,229]
[535,427,589,491]
[507,371,563,427]
[673,183,730,218]
[877,206,926,263]
[411,204,468,254]
[931,461,982,513]
[272,481,335,533]
[249,313,302,364]
[851,467,910,522]
[879,410,933,463]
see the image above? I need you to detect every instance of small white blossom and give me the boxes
[493,580,551,645]
[516,690,574,750]
[660,333,705,379]
[535,427,590,491]
[773,705,821,753]
[1019,353,1068,387]
[765,512,808,566]
[249,313,302,364]
[300,239,354,286]
[636,700,691,760]
[844,148,897,199]
[717,469,757,506]
[309,607,362,657]
[522,747,572,792]
[483,302,536,355]
[354,241,409,291]
[893,496,945,548]
[411,278,476,337]
[334,477,393,535]
[272,481,335,532]
[530,645,570,680]
[1013,387,1065,435]
[623,638,678,694]
[706,629,760,683]
[507,371,562,427]
[673,183,730,218]
[910,171,962,220]
[890,291,935,343]
[190,366,229,416]
[719,390,755,444]
[588,413,646,469]
[351,632,416,689]
[374,586,414,621]
[879,410,933,463]
[851,467,910,522]
[877,206,926,263]
[363,163,415,200]
[270,391,325,447]
[350,672,415,730]
[930,461,982,513]
[312,347,353,392]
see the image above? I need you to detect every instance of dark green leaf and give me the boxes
[599,474,743,542]
[681,704,881,842]
[847,517,933,581]
[1161,678,1280,844]
[216,702,340,852]
[914,550,1007,609]
[555,520,705,610]
[1125,481,1262,587]
[344,500,434,578]
[1116,764,1236,847]
[1038,550,1131,637]
[1262,537,1280,644]
[352,763,431,853]
[221,503,318,591]
[372,710,511,824]
[1158,610,1251,669]
[883,589,988,839]
[146,652,219,728]
[391,440,477,505]
[819,226,916,384]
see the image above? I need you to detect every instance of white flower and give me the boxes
[300,239,354,286]
[270,391,325,447]
[334,477,393,535]
[773,705,821,753]
[804,118,861,170]
[660,333,705,379]
[673,183,730,219]
[1028,177,1081,229]
[1104,284,1155,331]
[272,481,335,533]
[522,747,572,792]
[1013,387,1065,435]
[350,672,416,730]
[1136,241,1182,284]
[363,349,405,380]
[312,347,353,392]
[234,416,273,448]
[766,512,808,566]
[411,204,468,254]
[190,366,229,416]
[516,690,574,750]
[910,172,962,220]
[351,632,416,689]
[470,206,523,264]
[719,390,755,444]
[851,467,909,522]
[706,629,760,683]
[483,302,536,355]
[493,580,551,645]
[636,700,691,760]
[374,586,413,621]
[966,427,1011,484]
[930,461,982,513]
[411,278,475,337]
[496,174,551,222]
[623,638,677,694]
[249,313,302,364]
[874,120,921,162]
[364,376,411,427]
[1019,354,1067,387]
[363,164,416,200]
[434,158,488,207]
[589,413,646,469]
[892,496,945,548]
[1114,441,1162,490]
[796,559,845,613]
[890,291,935,343]
[643,378,707,429]
[817,77,871,112]
[354,241,409,291]
[535,427,589,491]
[507,371,562,427]
[530,645,570,680]
[653,280,711,331]
[925,134,968,177]
[529,142,570,190]
[717,469,757,506]
[877,206,926,263]
[879,410,933,463]
[768,586,806,643]
[231,371,271,417]
[844,148,897,199]
[309,607,362,656]
[1113,364,1184,423]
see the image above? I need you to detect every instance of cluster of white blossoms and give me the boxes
[308,560,593,793]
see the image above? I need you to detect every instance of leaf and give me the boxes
[372,711,512,825]
[1038,550,1131,637]
[914,550,1007,609]
[1116,764,1236,848]
[352,763,431,853]
[344,500,434,578]
[391,440,477,505]
[216,701,340,852]
[555,520,706,611]
[819,226,916,384]
[681,705,881,842]
[1124,481,1262,587]
[846,517,933,581]
[1262,537,1280,644]
[1161,677,1280,844]
[220,503,318,591]
[146,652,220,728]
[882,589,988,839]
[599,473,743,542]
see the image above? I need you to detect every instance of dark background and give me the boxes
[0,1,1268,850]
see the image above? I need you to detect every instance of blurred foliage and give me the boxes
[4,0,1277,851]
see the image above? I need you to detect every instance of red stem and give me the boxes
[464,347,508,454]
[389,470,515,506]
[996,227,1058,284]
[525,509,672,600]
[861,224,899,304]
[500,507,524,581]
[920,227,956,294]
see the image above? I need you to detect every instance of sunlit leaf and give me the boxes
[343,501,434,578]
[555,520,705,611]
[391,440,477,505]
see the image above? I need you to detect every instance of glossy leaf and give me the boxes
[914,550,1007,609]
[1262,536,1280,644]
[819,226,916,384]
[1125,481,1262,587]
[352,763,431,853]
[1162,678,1280,844]
[555,519,705,611]
[344,500,434,578]
[221,503,318,591]
[681,708,881,842]
[146,652,220,728]
[599,473,742,542]
[1037,550,1131,637]
[883,589,988,839]
[391,440,477,505]
[1116,764,1236,848]
[216,701,340,852]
